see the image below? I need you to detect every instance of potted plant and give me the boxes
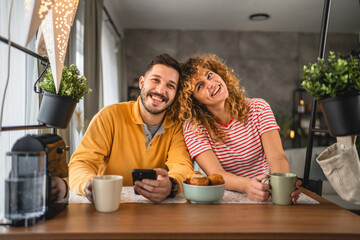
[37,64,92,129]
[301,51,360,136]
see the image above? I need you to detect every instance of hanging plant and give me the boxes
[301,51,360,136]
[37,64,92,129]
[38,64,92,101]
[301,51,360,100]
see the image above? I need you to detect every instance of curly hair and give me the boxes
[178,54,249,143]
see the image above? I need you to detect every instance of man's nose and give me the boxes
[154,82,166,94]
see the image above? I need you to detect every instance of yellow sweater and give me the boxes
[68,98,193,196]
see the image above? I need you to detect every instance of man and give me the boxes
[51,176,69,201]
[69,54,193,203]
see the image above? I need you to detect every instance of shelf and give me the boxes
[291,88,333,148]
[128,86,140,101]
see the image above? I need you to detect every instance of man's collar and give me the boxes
[132,97,174,129]
[132,97,144,125]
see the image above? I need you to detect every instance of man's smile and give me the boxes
[148,92,168,104]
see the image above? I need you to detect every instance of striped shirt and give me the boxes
[183,98,280,178]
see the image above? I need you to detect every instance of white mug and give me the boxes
[91,175,123,212]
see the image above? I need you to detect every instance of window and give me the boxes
[101,16,120,106]
[0,1,39,219]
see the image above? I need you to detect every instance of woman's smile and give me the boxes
[211,84,221,97]
[193,68,228,106]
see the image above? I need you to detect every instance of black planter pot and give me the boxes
[319,92,360,136]
[37,91,78,129]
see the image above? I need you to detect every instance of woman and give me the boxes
[178,54,301,203]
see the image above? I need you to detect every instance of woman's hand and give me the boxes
[244,174,270,202]
[291,180,302,204]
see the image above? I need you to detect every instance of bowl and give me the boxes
[182,182,225,204]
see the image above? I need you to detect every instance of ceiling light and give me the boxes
[249,13,270,21]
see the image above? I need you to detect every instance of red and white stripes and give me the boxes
[183,98,279,178]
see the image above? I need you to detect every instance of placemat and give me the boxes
[69,187,187,204]
[69,187,319,204]
[219,191,319,204]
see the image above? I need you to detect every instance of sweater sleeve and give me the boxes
[68,109,114,196]
[165,121,194,193]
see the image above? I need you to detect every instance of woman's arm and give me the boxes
[261,129,290,173]
[194,150,270,202]
[261,129,302,203]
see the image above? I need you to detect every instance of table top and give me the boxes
[1,188,360,240]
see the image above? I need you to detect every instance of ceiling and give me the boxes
[104,0,360,36]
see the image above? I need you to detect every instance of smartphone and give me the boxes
[132,169,157,195]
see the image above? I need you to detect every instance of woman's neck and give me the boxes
[207,104,231,125]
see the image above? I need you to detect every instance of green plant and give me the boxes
[301,51,360,100]
[38,64,92,101]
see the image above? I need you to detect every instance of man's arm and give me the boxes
[165,122,194,193]
[134,122,193,202]
[68,110,114,196]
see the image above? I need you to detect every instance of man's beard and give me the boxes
[140,88,174,115]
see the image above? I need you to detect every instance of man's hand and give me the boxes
[245,174,270,202]
[51,176,67,202]
[84,179,93,202]
[134,168,172,203]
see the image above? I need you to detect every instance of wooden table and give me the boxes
[1,189,360,240]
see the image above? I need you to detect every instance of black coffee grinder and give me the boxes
[5,134,69,227]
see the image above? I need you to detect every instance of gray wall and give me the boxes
[124,30,358,148]
[124,30,358,115]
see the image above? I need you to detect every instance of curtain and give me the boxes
[84,0,103,123]
[66,1,85,158]
[101,20,119,106]
[57,44,71,159]
[117,38,128,102]
[101,16,128,105]
[61,0,86,159]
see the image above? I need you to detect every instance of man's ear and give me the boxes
[139,76,144,89]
